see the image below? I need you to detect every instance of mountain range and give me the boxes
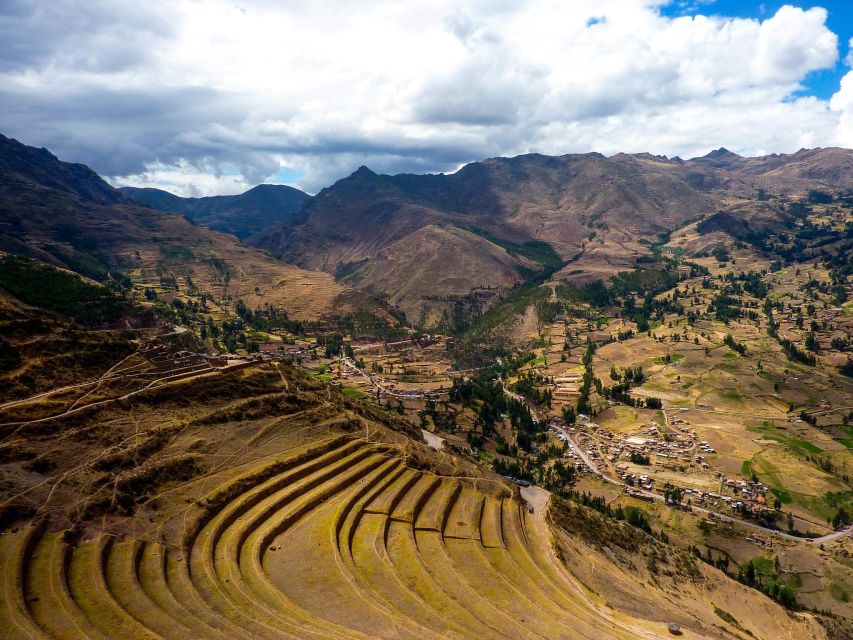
[3,131,852,328]
[0,133,386,321]
[250,146,853,324]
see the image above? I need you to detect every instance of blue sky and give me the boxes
[663,1,853,98]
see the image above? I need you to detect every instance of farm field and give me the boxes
[3,347,827,640]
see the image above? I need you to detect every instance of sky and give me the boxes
[2,0,853,196]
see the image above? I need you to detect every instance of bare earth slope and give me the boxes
[0,134,385,321]
[252,147,853,325]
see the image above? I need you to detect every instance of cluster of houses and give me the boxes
[550,428,586,467]
[698,440,717,454]
[660,475,772,516]
[548,418,779,525]
[710,475,771,512]
[616,425,698,468]
[548,420,597,471]
[618,472,772,516]
[622,472,655,493]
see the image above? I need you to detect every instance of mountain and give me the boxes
[0,134,388,322]
[251,153,722,323]
[689,146,743,169]
[688,146,853,195]
[0,133,128,205]
[251,147,853,325]
[119,183,311,239]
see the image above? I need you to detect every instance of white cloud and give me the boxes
[830,70,853,145]
[1,0,851,194]
[113,159,253,198]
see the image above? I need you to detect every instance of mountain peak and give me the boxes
[706,147,740,158]
[688,147,744,168]
[351,165,378,178]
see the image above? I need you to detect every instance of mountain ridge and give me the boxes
[0,133,390,322]
[250,145,853,325]
[0,133,129,206]
[119,182,311,239]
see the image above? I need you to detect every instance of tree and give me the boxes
[776,584,796,608]
[832,506,851,530]
[645,397,662,409]
[805,332,819,353]
[787,511,794,533]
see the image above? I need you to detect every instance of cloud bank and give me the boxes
[1,0,852,194]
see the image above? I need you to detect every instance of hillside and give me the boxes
[0,133,128,205]
[0,314,834,639]
[252,147,853,325]
[120,183,311,239]
[252,153,722,322]
[0,134,387,323]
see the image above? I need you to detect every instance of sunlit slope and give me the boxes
[0,360,833,640]
[2,435,831,639]
[0,434,708,639]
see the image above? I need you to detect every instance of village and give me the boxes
[123,199,851,553]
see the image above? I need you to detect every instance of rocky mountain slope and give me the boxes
[252,147,853,324]
[0,134,387,322]
[120,183,311,239]
[0,133,128,206]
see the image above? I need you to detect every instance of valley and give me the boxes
[0,135,851,639]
